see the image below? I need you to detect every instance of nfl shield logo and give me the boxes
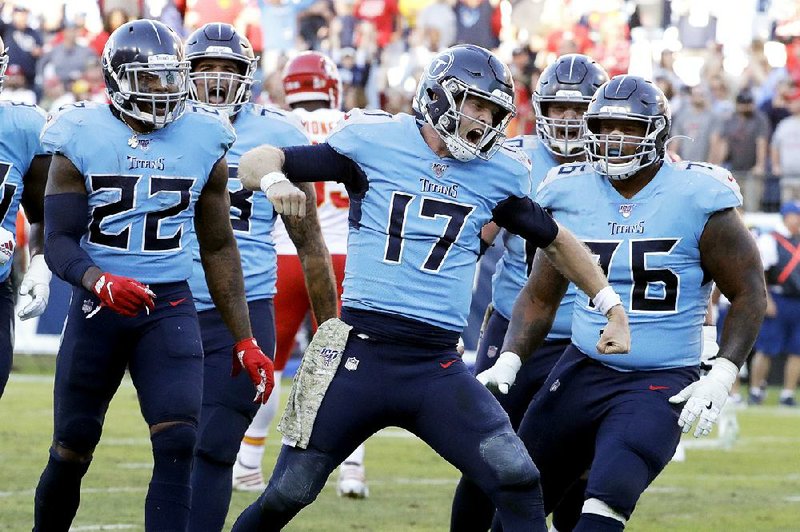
[618,204,635,218]
[344,357,360,371]
[431,162,448,178]
[487,345,498,359]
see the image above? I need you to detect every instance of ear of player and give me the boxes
[92,272,156,317]
[232,337,275,404]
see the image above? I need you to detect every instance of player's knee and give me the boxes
[150,421,197,462]
[195,409,251,466]
[52,442,94,464]
[56,417,103,458]
[480,432,539,487]
[270,448,335,508]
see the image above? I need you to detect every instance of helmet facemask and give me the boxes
[428,77,515,162]
[108,56,190,129]
[534,92,590,157]
[584,114,667,180]
[189,54,256,116]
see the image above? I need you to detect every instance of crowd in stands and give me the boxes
[2,0,800,211]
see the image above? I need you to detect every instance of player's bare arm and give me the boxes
[195,157,253,342]
[281,182,338,324]
[502,251,568,360]
[238,144,285,190]
[699,208,767,367]
[21,154,50,256]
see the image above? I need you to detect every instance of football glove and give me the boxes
[92,272,156,317]
[0,226,14,264]
[476,351,522,395]
[18,254,52,320]
[232,337,275,404]
[700,325,720,371]
[669,357,739,437]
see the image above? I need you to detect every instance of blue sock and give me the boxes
[188,454,233,532]
[145,424,196,531]
[574,513,625,531]
[34,449,91,531]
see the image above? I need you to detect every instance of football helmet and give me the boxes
[584,75,671,180]
[414,44,515,162]
[0,35,7,93]
[282,51,342,110]
[534,54,608,156]
[102,19,190,129]
[185,23,257,116]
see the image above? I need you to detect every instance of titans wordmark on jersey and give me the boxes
[537,159,742,370]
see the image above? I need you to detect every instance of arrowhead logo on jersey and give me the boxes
[431,162,449,178]
[344,357,360,371]
[619,204,635,218]
[320,347,341,366]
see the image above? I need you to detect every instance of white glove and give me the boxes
[700,325,720,369]
[261,172,306,217]
[0,226,14,264]
[18,254,52,320]
[669,358,738,437]
[476,351,522,394]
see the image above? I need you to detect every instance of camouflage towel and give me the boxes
[278,318,353,449]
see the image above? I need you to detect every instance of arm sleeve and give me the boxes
[44,193,97,287]
[282,143,369,194]
[492,195,559,249]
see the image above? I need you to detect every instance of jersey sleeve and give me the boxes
[327,108,395,160]
[40,105,85,169]
[678,161,743,214]
[17,104,47,159]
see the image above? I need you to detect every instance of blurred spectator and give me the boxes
[298,0,336,50]
[257,0,318,72]
[454,0,500,50]
[670,84,721,163]
[1,4,44,89]
[771,91,800,204]
[0,64,35,104]
[354,0,401,50]
[38,25,97,86]
[337,46,369,108]
[99,0,145,18]
[759,76,796,132]
[328,0,359,49]
[89,8,132,57]
[708,74,734,117]
[710,88,770,212]
[185,0,247,30]
[750,200,800,407]
[416,0,456,50]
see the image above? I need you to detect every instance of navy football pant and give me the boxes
[232,334,546,532]
[0,277,14,399]
[513,345,698,528]
[189,298,276,532]
[34,282,202,532]
[451,309,573,531]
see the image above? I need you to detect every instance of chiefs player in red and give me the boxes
[232,51,369,498]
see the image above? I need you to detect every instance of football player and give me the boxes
[450,53,609,532]
[231,44,630,531]
[231,51,368,499]
[481,76,766,530]
[33,20,272,531]
[183,25,338,531]
[0,33,51,399]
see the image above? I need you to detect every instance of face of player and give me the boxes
[191,57,242,106]
[132,68,186,117]
[457,94,502,148]
[545,101,588,141]
[594,118,648,162]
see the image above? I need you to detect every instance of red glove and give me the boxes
[232,337,275,404]
[92,273,156,317]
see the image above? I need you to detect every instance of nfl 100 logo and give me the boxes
[431,162,448,178]
[618,204,635,218]
[320,347,340,366]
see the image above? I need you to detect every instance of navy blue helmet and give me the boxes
[584,75,671,180]
[414,44,516,162]
[102,19,190,129]
[534,54,608,156]
[185,22,257,116]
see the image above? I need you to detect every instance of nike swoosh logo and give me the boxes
[439,359,457,369]
[649,385,670,391]
[169,298,187,307]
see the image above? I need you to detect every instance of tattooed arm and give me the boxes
[281,183,338,324]
[196,157,253,341]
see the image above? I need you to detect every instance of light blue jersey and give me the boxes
[188,102,309,311]
[537,160,742,370]
[328,109,532,331]
[41,102,235,284]
[0,101,46,282]
[491,135,575,340]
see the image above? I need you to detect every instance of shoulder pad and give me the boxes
[498,144,532,171]
[334,108,395,129]
[540,161,593,188]
[674,160,739,193]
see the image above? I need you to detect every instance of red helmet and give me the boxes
[282,51,342,109]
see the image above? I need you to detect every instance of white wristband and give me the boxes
[497,351,522,372]
[592,286,622,316]
[260,171,289,194]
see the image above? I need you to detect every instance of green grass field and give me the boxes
[2,356,799,531]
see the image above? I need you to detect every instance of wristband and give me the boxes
[592,286,622,316]
[260,171,289,194]
[497,351,522,372]
[707,357,739,390]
